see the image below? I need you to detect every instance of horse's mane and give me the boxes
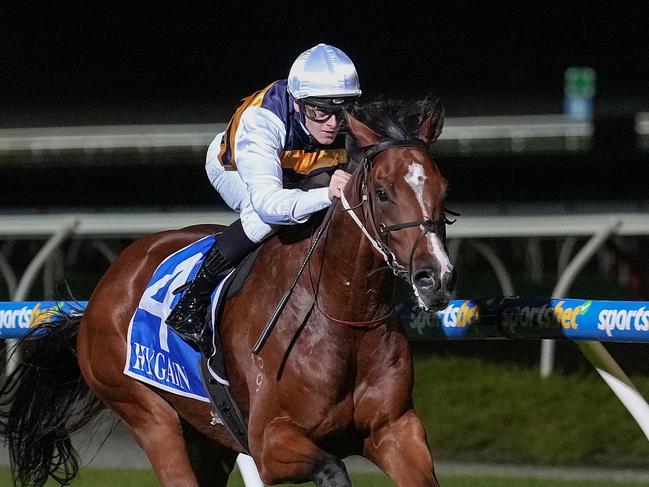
[346,96,440,171]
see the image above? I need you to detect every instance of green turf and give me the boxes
[229,471,649,487]
[413,355,649,466]
[2,468,648,487]
[5,468,647,487]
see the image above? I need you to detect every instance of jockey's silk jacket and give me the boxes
[207,79,347,236]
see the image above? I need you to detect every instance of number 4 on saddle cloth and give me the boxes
[124,234,259,452]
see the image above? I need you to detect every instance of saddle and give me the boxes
[198,245,263,453]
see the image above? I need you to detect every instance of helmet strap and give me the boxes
[295,99,308,126]
[294,100,322,150]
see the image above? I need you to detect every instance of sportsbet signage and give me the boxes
[401,298,649,342]
[0,301,87,338]
[2,298,649,342]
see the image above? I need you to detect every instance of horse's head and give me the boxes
[344,99,456,311]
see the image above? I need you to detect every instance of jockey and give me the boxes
[166,43,361,347]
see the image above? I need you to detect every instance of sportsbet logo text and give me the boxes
[0,306,32,329]
[552,300,590,329]
[0,303,61,330]
[440,300,478,328]
[597,306,649,337]
[501,300,591,331]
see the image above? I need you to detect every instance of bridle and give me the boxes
[340,138,457,287]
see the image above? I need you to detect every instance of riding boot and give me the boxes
[165,219,258,347]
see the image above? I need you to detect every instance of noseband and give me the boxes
[340,138,457,286]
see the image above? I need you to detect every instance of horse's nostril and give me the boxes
[414,271,440,291]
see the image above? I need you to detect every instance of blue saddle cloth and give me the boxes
[124,234,231,401]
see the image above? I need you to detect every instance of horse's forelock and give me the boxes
[345,96,439,172]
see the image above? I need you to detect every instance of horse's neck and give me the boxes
[314,200,393,322]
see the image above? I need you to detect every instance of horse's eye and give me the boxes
[375,188,389,202]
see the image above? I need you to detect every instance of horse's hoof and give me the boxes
[313,458,351,487]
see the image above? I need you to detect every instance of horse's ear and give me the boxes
[417,99,445,145]
[346,113,382,147]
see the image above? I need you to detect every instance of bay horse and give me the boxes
[0,99,455,487]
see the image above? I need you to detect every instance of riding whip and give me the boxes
[251,199,338,355]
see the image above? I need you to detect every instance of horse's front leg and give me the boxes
[252,417,351,487]
[364,409,440,487]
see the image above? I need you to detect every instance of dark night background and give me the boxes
[3,1,649,121]
[1,1,648,207]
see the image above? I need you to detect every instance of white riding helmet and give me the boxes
[288,43,361,108]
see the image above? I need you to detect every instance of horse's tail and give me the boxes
[0,307,103,487]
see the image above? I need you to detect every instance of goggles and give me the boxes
[298,96,358,122]
[301,103,347,122]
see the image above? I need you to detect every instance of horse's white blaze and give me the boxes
[427,233,453,278]
[404,162,453,279]
[404,162,427,210]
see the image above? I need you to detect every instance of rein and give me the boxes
[251,202,338,354]
[314,299,393,328]
[307,211,395,328]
